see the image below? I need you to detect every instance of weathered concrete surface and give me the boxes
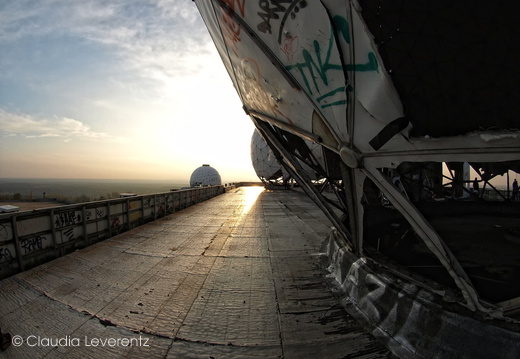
[0,187,392,358]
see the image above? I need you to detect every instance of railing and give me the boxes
[0,185,230,279]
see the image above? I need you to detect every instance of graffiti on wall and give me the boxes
[340,255,444,352]
[220,1,379,112]
[256,0,308,44]
[0,223,12,241]
[0,247,13,263]
[221,0,246,52]
[55,211,81,228]
[280,34,299,62]
[284,15,378,109]
[20,235,47,255]
[0,223,14,264]
[0,187,222,278]
[63,228,75,242]
[111,217,121,228]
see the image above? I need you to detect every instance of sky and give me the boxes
[0,0,258,183]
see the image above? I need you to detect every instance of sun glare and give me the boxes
[241,186,264,214]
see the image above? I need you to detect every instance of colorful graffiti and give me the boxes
[223,2,379,110]
[221,0,246,52]
[285,15,378,109]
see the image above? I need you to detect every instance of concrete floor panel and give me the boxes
[0,187,391,358]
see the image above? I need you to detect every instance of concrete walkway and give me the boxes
[0,187,391,358]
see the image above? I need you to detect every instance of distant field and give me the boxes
[0,178,189,203]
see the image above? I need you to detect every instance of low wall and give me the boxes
[0,185,228,279]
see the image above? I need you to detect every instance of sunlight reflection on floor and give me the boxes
[241,186,265,215]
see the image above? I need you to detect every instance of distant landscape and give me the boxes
[0,178,189,204]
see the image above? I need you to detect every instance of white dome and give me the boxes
[250,129,324,182]
[190,164,222,187]
[250,130,288,181]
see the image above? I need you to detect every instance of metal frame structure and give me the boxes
[196,1,520,356]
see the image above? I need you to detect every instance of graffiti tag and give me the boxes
[256,0,308,44]
[63,228,74,242]
[20,235,46,255]
[221,0,246,51]
[55,211,81,228]
[111,217,121,228]
[0,247,13,263]
[0,223,11,240]
[285,16,378,108]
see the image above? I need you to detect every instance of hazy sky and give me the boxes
[0,0,257,183]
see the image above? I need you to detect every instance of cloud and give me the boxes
[1,0,211,79]
[0,0,219,119]
[0,1,259,181]
[0,108,110,141]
